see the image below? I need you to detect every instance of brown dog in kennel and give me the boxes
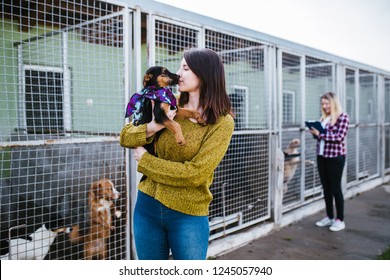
[68,178,122,260]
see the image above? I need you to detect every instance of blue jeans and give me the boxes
[133,191,210,260]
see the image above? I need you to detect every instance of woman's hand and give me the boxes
[165,106,177,120]
[309,127,320,137]
[133,146,147,162]
[146,100,177,138]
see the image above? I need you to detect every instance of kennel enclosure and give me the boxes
[1,0,389,259]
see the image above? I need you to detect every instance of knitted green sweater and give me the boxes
[119,115,234,216]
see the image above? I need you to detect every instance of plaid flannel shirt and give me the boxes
[316,112,349,157]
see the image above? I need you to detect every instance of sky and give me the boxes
[155,0,390,72]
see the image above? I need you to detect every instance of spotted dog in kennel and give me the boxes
[0,220,72,260]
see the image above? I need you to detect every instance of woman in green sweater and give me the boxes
[120,48,234,260]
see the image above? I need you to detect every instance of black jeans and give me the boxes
[317,155,346,221]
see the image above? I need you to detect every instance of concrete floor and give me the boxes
[217,183,390,260]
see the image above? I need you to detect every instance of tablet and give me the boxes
[305,121,326,134]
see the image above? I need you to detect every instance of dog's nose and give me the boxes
[113,192,120,199]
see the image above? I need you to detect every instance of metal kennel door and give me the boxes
[1,4,133,260]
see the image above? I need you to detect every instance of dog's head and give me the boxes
[287,138,301,149]
[143,66,180,88]
[90,178,120,201]
[42,217,73,234]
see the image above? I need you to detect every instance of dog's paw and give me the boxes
[191,113,206,125]
[197,117,206,126]
[177,139,186,146]
[115,210,122,218]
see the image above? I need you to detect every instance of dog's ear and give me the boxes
[143,73,153,87]
[91,181,101,199]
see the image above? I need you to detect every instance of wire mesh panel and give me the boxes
[280,53,334,211]
[206,30,268,130]
[304,56,334,196]
[209,133,270,239]
[346,127,358,183]
[345,68,358,185]
[358,127,379,179]
[281,131,302,207]
[305,56,334,121]
[359,70,378,124]
[358,70,379,179]
[345,68,357,124]
[304,132,321,199]
[1,1,129,260]
[385,78,390,171]
[281,52,302,128]
[385,126,390,171]
[386,78,390,124]
[280,52,304,209]
[205,30,270,236]
[154,18,199,71]
[0,142,126,260]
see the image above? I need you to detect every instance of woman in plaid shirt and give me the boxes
[309,92,350,232]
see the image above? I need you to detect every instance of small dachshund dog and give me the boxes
[125,66,205,152]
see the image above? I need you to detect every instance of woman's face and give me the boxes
[176,58,200,94]
[321,98,331,115]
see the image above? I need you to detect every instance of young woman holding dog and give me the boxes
[308,92,349,232]
[120,48,234,259]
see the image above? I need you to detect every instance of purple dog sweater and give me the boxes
[125,85,177,124]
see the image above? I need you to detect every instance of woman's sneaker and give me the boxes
[329,219,345,231]
[315,217,334,227]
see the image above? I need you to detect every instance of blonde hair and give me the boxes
[320,92,342,125]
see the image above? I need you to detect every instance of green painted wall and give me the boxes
[1,19,127,139]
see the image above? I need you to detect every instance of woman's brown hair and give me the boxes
[178,48,234,124]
